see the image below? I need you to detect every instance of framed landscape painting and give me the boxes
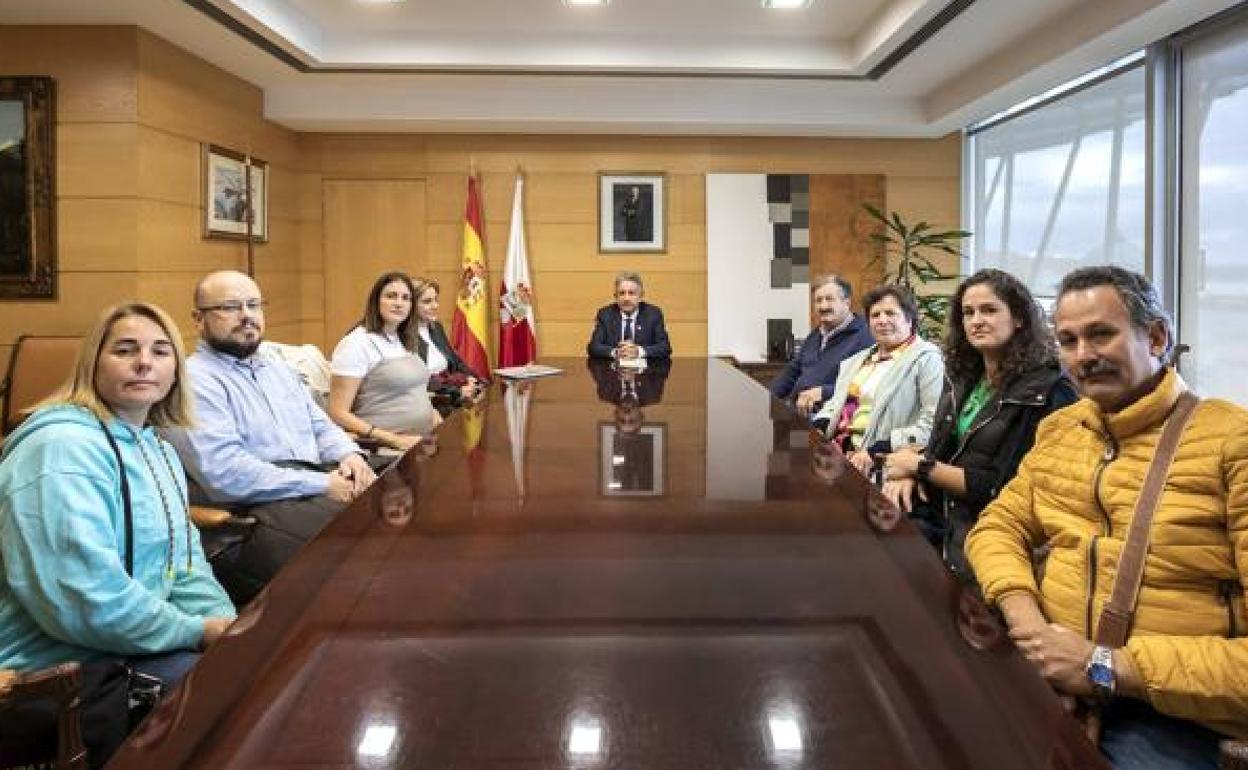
[203,144,269,241]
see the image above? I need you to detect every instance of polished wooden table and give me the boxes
[108,358,1106,770]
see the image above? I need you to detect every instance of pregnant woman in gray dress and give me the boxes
[327,271,439,452]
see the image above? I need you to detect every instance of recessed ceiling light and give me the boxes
[762,0,812,8]
[563,0,611,6]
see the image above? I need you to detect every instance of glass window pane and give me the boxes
[970,66,1147,299]
[1180,17,1248,404]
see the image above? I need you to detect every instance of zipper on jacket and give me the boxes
[1085,536,1099,638]
[1085,427,1118,638]
[1219,579,1243,637]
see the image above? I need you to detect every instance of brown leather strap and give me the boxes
[1095,389,1200,647]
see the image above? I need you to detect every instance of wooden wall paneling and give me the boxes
[425,222,705,276]
[136,32,265,152]
[668,173,707,225]
[314,135,429,179]
[0,273,138,348]
[702,136,961,178]
[255,219,303,274]
[58,199,139,272]
[886,174,964,279]
[57,123,140,199]
[420,135,715,174]
[425,173,468,224]
[137,125,199,207]
[252,270,302,331]
[521,173,598,223]
[300,272,325,325]
[0,27,139,123]
[135,273,202,338]
[267,165,300,223]
[809,175,887,309]
[322,179,427,350]
[533,271,706,323]
[136,199,238,272]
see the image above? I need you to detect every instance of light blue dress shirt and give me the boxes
[166,343,360,504]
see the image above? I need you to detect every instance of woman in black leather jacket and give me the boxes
[880,269,1078,579]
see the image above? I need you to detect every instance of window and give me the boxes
[1178,15,1248,403]
[967,63,1148,299]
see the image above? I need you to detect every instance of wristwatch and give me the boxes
[1085,644,1116,700]
[916,457,936,483]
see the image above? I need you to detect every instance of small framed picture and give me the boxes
[598,172,665,253]
[202,144,268,241]
[599,421,666,497]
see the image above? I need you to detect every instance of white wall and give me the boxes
[706,174,810,363]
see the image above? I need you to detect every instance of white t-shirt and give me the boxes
[330,326,410,378]
[418,326,450,375]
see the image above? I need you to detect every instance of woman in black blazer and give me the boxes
[411,278,486,408]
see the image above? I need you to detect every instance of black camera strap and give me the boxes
[96,416,134,577]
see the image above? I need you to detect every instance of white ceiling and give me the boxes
[0,0,1239,136]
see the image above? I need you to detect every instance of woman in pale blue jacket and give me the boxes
[0,303,234,681]
[813,285,944,478]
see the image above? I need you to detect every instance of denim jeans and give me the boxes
[1099,699,1223,770]
[129,649,201,686]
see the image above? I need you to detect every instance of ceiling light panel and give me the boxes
[563,0,611,6]
[762,0,812,8]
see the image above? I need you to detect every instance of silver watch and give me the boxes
[1085,644,1116,700]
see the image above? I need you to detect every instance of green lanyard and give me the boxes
[954,379,993,440]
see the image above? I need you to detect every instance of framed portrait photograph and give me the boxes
[202,144,268,241]
[0,76,56,299]
[598,421,666,497]
[599,172,665,253]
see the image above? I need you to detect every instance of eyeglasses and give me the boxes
[197,299,268,315]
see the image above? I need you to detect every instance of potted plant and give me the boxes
[862,203,970,338]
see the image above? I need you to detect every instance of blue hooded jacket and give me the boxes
[0,405,234,670]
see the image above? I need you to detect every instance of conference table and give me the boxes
[107,357,1106,770]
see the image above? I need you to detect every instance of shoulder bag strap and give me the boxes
[1095,389,1200,647]
[96,416,134,577]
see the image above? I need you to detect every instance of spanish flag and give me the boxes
[451,174,491,379]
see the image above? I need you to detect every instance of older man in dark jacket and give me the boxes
[770,275,873,417]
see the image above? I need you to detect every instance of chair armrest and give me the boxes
[0,662,87,770]
[190,505,256,529]
[352,436,386,453]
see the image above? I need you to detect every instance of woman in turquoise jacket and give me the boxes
[0,302,235,766]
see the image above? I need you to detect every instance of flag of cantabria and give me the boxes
[499,173,537,367]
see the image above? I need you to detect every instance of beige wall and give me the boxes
[0,24,960,375]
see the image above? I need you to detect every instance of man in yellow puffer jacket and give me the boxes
[967,266,1248,770]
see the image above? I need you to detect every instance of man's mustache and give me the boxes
[1076,359,1117,379]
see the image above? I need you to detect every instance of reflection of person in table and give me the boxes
[615,184,652,242]
[611,399,655,492]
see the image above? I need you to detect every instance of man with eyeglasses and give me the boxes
[166,270,376,605]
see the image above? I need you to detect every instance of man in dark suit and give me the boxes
[586,271,672,360]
